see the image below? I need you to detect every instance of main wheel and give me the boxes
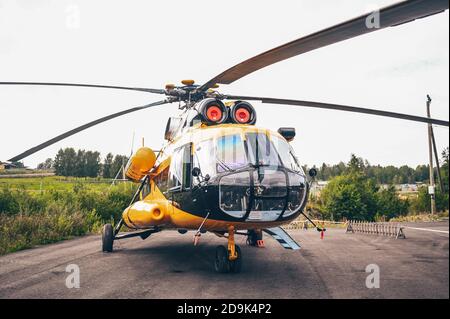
[102,224,114,252]
[229,245,242,273]
[214,245,229,273]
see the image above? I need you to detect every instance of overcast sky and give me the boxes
[0,0,448,168]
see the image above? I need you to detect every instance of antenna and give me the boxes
[130,131,135,156]
[110,131,135,187]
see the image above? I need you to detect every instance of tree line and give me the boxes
[37,148,129,178]
[309,149,449,221]
[306,147,449,186]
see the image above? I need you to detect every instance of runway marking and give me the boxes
[404,226,449,234]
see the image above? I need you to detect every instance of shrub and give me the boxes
[319,173,378,221]
[0,184,133,255]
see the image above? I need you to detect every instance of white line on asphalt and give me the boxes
[404,226,449,234]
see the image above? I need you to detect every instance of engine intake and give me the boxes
[198,98,228,125]
[231,101,256,125]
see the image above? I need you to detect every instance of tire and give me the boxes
[102,224,114,252]
[214,245,229,273]
[229,245,242,273]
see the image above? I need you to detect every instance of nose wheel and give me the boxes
[214,226,242,273]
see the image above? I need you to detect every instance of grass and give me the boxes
[0,176,135,255]
[0,175,130,192]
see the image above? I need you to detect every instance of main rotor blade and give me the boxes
[225,95,450,127]
[199,0,449,91]
[0,82,165,94]
[8,100,170,162]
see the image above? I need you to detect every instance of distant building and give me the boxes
[310,181,328,196]
[380,183,420,193]
[0,162,17,170]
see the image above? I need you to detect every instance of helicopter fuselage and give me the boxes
[122,123,309,232]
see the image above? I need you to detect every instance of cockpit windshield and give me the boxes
[245,132,281,167]
[216,135,247,172]
[193,131,303,178]
[190,131,307,221]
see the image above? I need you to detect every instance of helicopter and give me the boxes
[1,0,449,273]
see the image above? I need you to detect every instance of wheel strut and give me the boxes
[227,226,238,261]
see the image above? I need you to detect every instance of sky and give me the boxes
[0,0,448,169]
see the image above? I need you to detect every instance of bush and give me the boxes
[409,186,449,214]
[0,205,102,255]
[319,173,378,221]
[318,173,410,221]
[0,184,134,255]
[375,185,409,220]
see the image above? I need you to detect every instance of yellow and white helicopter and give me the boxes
[1,0,448,273]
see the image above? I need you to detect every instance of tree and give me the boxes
[54,148,77,176]
[53,148,100,177]
[102,153,114,178]
[111,155,129,179]
[375,185,409,220]
[320,173,378,221]
[74,149,86,177]
[37,158,54,170]
[84,151,101,177]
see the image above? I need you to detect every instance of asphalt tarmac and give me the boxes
[0,221,448,299]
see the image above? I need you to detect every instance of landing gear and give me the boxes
[214,245,242,273]
[214,245,229,273]
[247,229,264,247]
[102,223,114,252]
[214,226,242,273]
[101,218,162,253]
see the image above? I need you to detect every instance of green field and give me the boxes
[0,176,136,255]
[0,175,134,192]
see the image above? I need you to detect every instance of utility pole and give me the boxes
[426,95,436,215]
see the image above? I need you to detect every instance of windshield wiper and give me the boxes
[216,156,234,172]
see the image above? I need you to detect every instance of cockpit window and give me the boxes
[193,132,304,179]
[272,136,303,173]
[193,139,216,184]
[245,132,281,167]
[169,143,192,190]
[216,135,247,172]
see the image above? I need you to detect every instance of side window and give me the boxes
[169,148,183,189]
[193,139,215,185]
[168,144,192,190]
[182,144,192,189]
[154,167,169,194]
